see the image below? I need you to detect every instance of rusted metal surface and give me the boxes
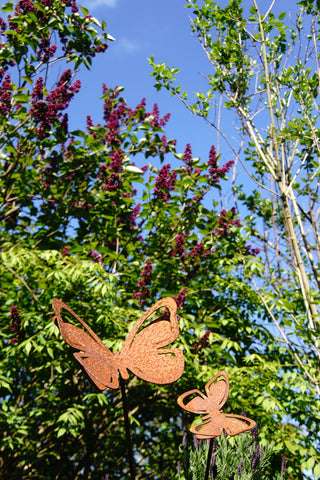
[177,370,256,439]
[52,297,184,390]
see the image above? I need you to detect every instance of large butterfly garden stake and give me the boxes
[177,370,256,480]
[52,297,184,480]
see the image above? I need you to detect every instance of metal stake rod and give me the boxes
[204,438,214,480]
[119,376,135,480]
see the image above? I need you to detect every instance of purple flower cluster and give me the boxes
[37,37,57,62]
[244,244,260,256]
[95,42,108,53]
[18,0,37,12]
[180,143,201,177]
[213,207,240,236]
[207,145,234,183]
[9,306,25,345]
[128,97,147,120]
[133,260,153,305]
[173,288,187,308]
[99,148,124,192]
[182,143,193,173]
[189,242,204,259]
[101,172,122,191]
[0,74,12,116]
[102,85,127,145]
[0,16,7,34]
[89,250,102,265]
[62,247,70,257]
[109,149,123,173]
[154,164,177,201]
[193,329,212,352]
[71,0,78,13]
[129,203,141,227]
[170,234,187,261]
[30,70,81,138]
[148,103,170,128]
[251,444,261,470]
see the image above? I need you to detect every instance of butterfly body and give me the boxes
[52,297,184,390]
[177,371,256,439]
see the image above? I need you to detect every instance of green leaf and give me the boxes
[13,93,30,102]
[1,1,14,12]
[314,463,320,479]
[79,5,89,16]
[123,165,144,174]
[57,428,66,438]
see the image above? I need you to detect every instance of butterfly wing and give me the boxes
[222,414,257,436]
[190,415,225,439]
[120,297,184,384]
[177,389,209,414]
[52,299,123,390]
[178,371,229,415]
[190,413,256,439]
[205,370,229,410]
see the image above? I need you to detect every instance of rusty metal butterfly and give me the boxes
[177,370,256,439]
[52,297,184,390]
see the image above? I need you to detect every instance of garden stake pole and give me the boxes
[120,376,135,480]
[204,438,214,480]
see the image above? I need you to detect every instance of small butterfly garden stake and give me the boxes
[52,297,184,480]
[177,370,256,480]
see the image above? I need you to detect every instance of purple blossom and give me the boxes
[89,250,102,265]
[134,261,153,305]
[19,0,37,12]
[109,149,123,173]
[182,143,194,174]
[129,204,141,226]
[101,173,122,191]
[30,70,81,138]
[128,98,147,120]
[189,242,204,259]
[251,444,260,470]
[71,0,78,13]
[173,288,187,308]
[0,17,7,33]
[32,77,44,101]
[244,244,260,256]
[9,306,25,344]
[182,432,187,449]
[0,74,12,116]
[207,145,234,183]
[154,164,177,201]
[194,329,212,352]
[160,112,170,126]
[95,42,108,53]
[251,423,258,442]
[213,207,240,236]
